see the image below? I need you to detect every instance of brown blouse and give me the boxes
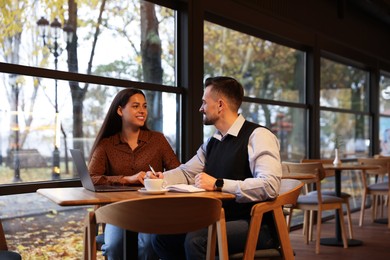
[88,130,180,185]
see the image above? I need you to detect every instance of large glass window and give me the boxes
[204,22,305,103]
[240,104,306,161]
[320,111,370,158]
[320,58,370,159]
[0,0,176,86]
[319,58,370,214]
[0,73,179,185]
[203,21,307,160]
[0,0,178,186]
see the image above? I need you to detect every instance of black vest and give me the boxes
[205,120,261,220]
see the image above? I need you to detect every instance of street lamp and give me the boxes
[9,74,21,182]
[37,17,73,180]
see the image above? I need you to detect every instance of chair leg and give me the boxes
[303,210,309,245]
[372,195,378,222]
[379,195,386,218]
[388,197,390,229]
[207,224,217,260]
[83,223,88,260]
[274,208,295,260]
[87,212,97,260]
[337,207,348,249]
[315,210,321,255]
[344,200,353,239]
[309,210,314,242]
[216,209,229,260]
[359,191,367,227]
[302,210,306,236]
[286,207,293,231]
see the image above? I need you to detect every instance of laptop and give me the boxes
[70,149,140,192]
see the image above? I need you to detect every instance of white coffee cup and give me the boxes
[144,179,165,191]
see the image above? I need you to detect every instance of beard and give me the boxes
[203,113,217,125]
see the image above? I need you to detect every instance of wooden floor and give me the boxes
[288,208,390,259]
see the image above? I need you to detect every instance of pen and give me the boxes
[149,164,157,177]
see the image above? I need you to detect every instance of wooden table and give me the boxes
[37,187,235,206]
[321,163,380,247]
[37,187,236,259]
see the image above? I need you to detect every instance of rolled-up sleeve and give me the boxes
[163,142,208,185]
[223,127,282,203]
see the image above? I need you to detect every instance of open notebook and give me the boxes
[70,149,140,192]
[166,184,205,193]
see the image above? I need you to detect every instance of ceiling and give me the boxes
[349,0,390,27]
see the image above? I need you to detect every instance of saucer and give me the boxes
[138,188,169,195]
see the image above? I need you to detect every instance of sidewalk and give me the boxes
[0,192,86,220]
[1,192,93,259]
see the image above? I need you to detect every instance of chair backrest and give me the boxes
[237,179,304,259]
[94,196,222,234]
[282,162,325,182]
[374,154,390,159]
[358,157,390,177]
[300,158,333,164]
[250,179,304,216]
[358,157,390,188]
[0,218,8,251]
[282,162,325,198]
[301,158,334,177]
[86,196,228,260]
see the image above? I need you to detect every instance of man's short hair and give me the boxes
[204,76,243,111]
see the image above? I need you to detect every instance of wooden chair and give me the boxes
[283,162,348,254]
[229,179,304,260]
[357,157,390,228]
[84,196,228,260]
[372,154,389,217]
[0,218,22,260]
[301,159,354,239]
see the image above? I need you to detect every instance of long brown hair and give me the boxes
[89,88,149,159]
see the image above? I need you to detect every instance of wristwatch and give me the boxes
[214,178,224,191]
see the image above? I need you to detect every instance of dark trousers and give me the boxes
[151,213,279,260]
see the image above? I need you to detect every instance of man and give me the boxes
[149,76,282,259]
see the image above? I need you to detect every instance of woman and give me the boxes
[89,88,180,260]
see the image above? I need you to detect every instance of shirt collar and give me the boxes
[212,114,245,141]
[138,129,149,143]
[115,129,149,145]
[114,133,123,145]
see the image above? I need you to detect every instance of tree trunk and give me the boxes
[140,1,163,131]
[67,0,84,176]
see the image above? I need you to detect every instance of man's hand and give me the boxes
[195,172,216,191]
[144,171,164,179]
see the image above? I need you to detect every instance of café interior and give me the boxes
[1,0,390,259]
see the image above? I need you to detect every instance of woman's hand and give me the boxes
[123,171,146,185]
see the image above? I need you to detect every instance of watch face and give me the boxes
[215,179,224,188]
